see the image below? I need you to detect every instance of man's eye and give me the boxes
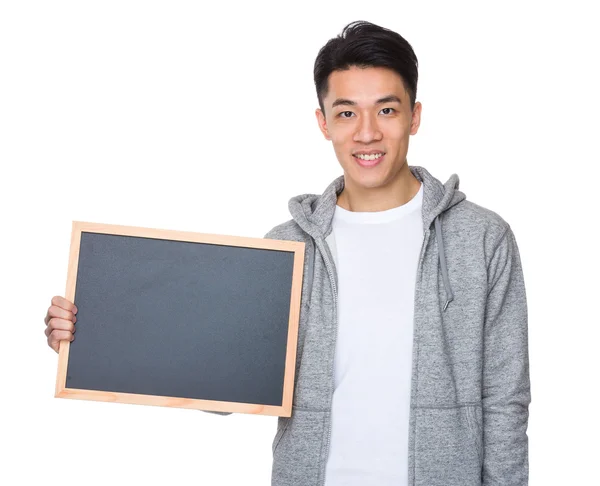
[338,108,395,118]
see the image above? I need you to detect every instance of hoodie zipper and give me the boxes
[408,228,431,485]
[314,237,338,486]
[317,227,432,486]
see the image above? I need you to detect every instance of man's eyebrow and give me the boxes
[331,95,402,109]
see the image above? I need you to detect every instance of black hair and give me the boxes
[313,20,419,116]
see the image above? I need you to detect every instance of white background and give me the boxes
[1,1,598,484]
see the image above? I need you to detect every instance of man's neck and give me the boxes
[336,163,421,212]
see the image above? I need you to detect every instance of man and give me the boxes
[44,20,530,486]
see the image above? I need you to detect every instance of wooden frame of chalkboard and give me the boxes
[55,221,305,417]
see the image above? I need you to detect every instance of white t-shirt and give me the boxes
[324,182,424,486]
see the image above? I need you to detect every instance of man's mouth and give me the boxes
[352,152,385,167]
[353,152,385,161]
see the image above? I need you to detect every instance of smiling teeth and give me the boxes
[355,153,383,161]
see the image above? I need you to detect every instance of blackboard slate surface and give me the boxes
[55,222,305,416]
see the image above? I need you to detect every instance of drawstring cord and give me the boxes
[434,215,454,311]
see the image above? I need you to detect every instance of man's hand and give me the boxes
[44,296,77,353]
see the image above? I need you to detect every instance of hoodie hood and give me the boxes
[287,165,467,311]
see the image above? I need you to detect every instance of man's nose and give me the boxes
[353,113,383,142]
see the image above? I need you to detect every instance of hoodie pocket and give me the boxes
[414,405,482,486]
[272,416,291,455]
[271,408,327,485]
[466,404,483,468]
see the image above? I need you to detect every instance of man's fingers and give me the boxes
[48,329,75,353]
[45,318,75,337]
[45,305,77,325]
[45,297,77,353]
[50,296,78,314]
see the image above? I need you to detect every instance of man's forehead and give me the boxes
[325,67,407,105]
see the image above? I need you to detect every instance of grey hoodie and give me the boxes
[214,165,530,485]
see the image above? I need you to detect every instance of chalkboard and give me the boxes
[54,221,305,417]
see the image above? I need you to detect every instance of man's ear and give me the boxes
[409,101,422,136]
[315,108,331,140]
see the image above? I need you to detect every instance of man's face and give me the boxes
[316,65,422,191]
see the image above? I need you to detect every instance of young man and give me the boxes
[44,20,530,486]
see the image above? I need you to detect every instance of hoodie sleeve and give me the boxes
[482,226,531,484]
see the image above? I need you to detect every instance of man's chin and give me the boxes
[343,168,390,191]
